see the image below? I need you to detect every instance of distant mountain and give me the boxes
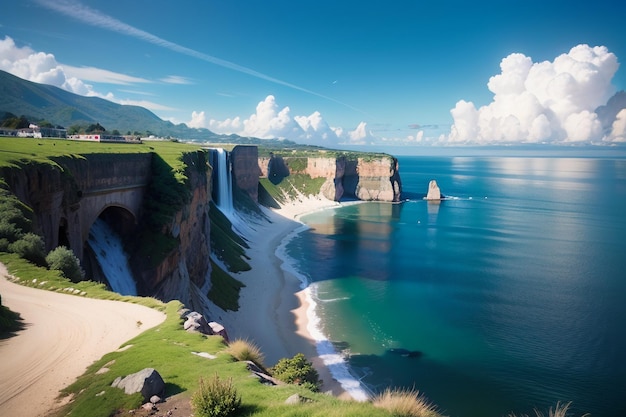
[0,69,225,140]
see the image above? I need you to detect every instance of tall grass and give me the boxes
[226,339,265,368]
[508,402,587,417]
[373,388,443,417]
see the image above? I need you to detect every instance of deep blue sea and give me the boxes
[284,153,626,417]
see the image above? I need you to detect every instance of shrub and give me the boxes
[0,221,22,243]
[46,246,85,282]
[9,232,46,265]
[226,339,265,368]
[270,353,321,392]
[373,388,442,417]
[191,374,241,417]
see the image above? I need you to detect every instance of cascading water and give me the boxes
[212,148,234,215]
[87,218,137,296]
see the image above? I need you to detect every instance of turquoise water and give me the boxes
[285,155,626,417]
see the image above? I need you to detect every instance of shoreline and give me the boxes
[216,195,364,399]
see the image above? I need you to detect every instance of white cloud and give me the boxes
[605,109,626,142]
[0,35,164,110]
[347,122,377,144]
[191,94,377,146]
[294,111,340,145]
[64,65,150,85]
[448,44,620,144]
[160,75,192,85]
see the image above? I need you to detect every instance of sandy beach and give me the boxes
[213,194,354,397]
[0,266,166,417]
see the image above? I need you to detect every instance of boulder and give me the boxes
[183,311,213,335]
[425,180,441,200]
[208,321,229,342]
[111,368,165,401]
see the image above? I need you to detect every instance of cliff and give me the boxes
[1,153,152,258]
[258,153,402,202]
[1,143,403,318]
[231,145,261,203]
[1,150,214,314]
[138,151,214,313]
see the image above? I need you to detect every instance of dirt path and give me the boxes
[0,264,166,417]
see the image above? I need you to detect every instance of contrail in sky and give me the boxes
[35,0,363,113]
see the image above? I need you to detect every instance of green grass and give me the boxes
[0,253,165,310]
[209,202,251,272]
[208,259,245,311]
[259,174,326,204]
[0,136,204,172]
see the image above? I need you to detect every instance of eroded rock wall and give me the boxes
[258,154,402,202]
[141,151,213,312]
[231,145,261,202]
[1,153,152,257]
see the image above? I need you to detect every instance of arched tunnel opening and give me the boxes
[82,206,138,296]
[58,217,70,249]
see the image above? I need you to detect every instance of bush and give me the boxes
[270,353,321,392]
[226,339,265,368]
[46,246,85,282]
[8,232,46,265]
[191,374,241,417]
[373,388,441,417]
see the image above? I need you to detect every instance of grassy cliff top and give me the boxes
[0,137,204,172]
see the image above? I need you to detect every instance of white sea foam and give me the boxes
[276,224,371,402]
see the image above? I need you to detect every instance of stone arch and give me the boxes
[82,204,137,286]
[94,205,137,239]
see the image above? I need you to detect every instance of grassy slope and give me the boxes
[0,253,388,417]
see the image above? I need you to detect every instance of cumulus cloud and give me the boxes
[448,44,621,144]
[0,36,92,95]
[605,109,626,142]
[190,95,376,145]
[0,35,168,112]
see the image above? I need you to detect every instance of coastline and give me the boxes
[215,195,362,399]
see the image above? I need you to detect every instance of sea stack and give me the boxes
[425,179,441,200]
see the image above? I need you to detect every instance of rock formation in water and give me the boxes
[425,179,442,200]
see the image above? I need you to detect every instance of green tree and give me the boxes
[46,246,85,282]
[9,233,46,266]
[270,353,321,391]
[68,124,82,135]
[86,123,105,133]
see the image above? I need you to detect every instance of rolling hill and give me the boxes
[0,69,221,140]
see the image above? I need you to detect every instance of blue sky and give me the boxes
[2,0,626,147]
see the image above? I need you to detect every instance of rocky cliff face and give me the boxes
[259,154,402,202]
[1,151,214,313]
[1,153,153,257]
[231,145,261,202]
[138,151,213,313]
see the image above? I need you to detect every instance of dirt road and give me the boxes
[0,264,165,417]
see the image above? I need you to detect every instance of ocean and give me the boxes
[280,152,626,417]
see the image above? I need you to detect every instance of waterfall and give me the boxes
[212,148,234,215]
[87,218,137,296]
